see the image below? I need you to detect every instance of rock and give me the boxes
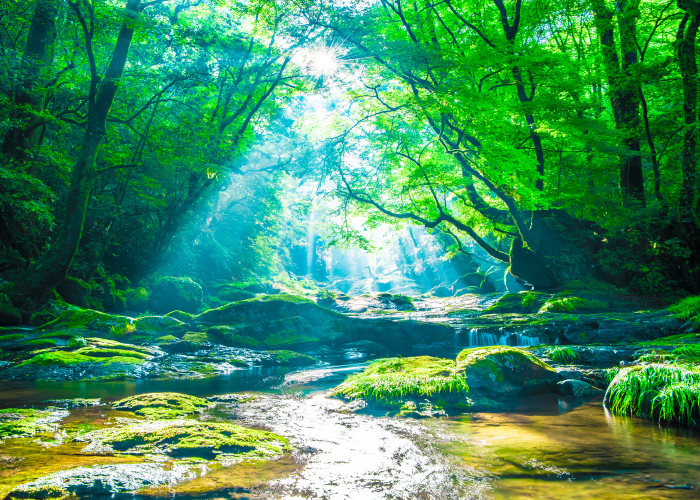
[126,287,149,312]
[27,300,77,327]
[196,294,350,348]
[505,271,526,292]
[452,273,486,291]
[79,419,291,460]
[556,379,603,397]
[164,310,194,323]
[150,277,203,314]
[0,408,68,438]
[56,277,91,308]
[112,392,210,419]
[218,289,256,302]
[267,350,318,366]
[456,346,559,399]
[37,309,132,335]
[0,301,21,326]
[9,463,192,498]
[132,315,187,338]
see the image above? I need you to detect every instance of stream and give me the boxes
[0,353,698,499]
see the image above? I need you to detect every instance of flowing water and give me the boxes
[0,354,698,499]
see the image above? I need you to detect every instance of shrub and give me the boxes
[546,346,579,364]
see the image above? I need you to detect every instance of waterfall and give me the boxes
[458,328,539,347]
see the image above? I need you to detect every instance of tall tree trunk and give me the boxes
[2,0,59,162]
[676,0,700,292]
[592,0,646,206]
[12,0,149,308]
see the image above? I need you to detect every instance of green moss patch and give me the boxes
[539,297,607,313]
[332,356,468,403]
[112,392,211,419]
[0,408,62,438]
[18,351,95,367]
[74,347,150,360]
[39,309,132,335]
[268,350,318,366]
[81,419,291,460]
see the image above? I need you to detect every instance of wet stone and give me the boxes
[8,463,193,498]
[556,379,604,398]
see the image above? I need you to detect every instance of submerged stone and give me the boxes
[556,379,603,397]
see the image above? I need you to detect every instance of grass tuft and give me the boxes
[668,295,700,323]
[546,346,579,364]
[606,364,700,425]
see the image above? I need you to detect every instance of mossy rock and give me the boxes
[74,347,150,360]
[217,288,256,303]
[55,277,91,308]
[165,310,194,323]
[38,309,132,335]
[150,277,202,314]
[539,297,607,313]
[0,301,22,326]
[0,408,62,438]
[456,346,559,399]
[485,292,547,314]
[132,315,187,338]
[80,419,291,460]
[268,350,318,366]
[112,392,211,419]
[332,356,468,414]
[17,351,96,367]
[195,294,350,346]
[126,287,149,312]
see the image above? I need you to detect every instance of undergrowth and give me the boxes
[546,346,579,364]
[606,364,700,425]
[331,357,468,403]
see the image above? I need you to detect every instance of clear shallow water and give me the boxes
[0,360,698,499]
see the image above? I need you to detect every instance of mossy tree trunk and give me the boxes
[12,0,162,309]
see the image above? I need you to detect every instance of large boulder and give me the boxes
[195,294,350,347]
[150,277,202,314]
[56,277,91,308]
[456,346,559,399]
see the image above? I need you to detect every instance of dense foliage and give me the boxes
[1,0,699,309]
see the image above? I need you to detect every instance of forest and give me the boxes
[0,0,699,498]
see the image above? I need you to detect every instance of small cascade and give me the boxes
[459,328,539,348]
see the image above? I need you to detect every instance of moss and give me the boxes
[268,350,318,366]
[165,310,194,322]
[457,345,554,372]
[10,484,70,498]
[38,309,132,334]
[74,347,150,360]
[84,337,152,354]
[539,297,607,313]
[0,408,58,438]
[126,287,149,312]
[155,335,178,345]
[18,351,95,367]
[0,333,24,341]
[181,331,212,344]
[332,356,468,404]
[636,332,700,345]
[23,338,58,347]
[112,392,210,419]
[82,419,291,460]
[132,315,186,336]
